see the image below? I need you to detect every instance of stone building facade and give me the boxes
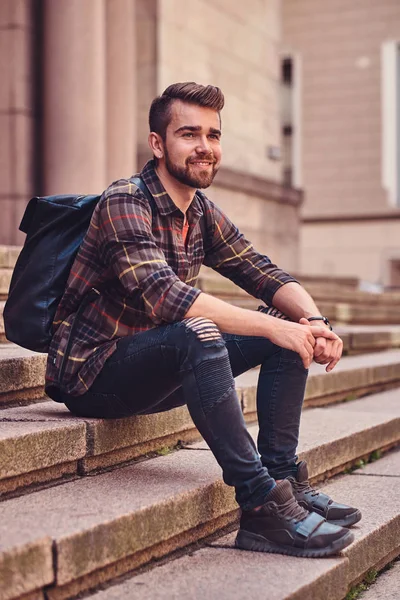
[0,0,302,274]
[283,0,400,287]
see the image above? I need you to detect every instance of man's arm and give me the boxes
[184,291,338,370]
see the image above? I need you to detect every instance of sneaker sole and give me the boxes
[327,509,362,528]
[235,528,354,558]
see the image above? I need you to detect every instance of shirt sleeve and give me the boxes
[96,192,201,324]
[203,201,299,305]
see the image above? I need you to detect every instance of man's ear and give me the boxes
[148,132,164,159]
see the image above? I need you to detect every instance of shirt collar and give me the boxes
[137,159,203,219]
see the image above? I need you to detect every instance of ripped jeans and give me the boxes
[61,316,308,510]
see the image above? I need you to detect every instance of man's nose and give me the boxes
[195,136,212,154]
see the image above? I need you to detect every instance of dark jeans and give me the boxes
[60,317,308,510]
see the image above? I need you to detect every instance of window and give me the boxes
[382,41,400,207]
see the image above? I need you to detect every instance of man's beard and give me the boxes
[164,148,219,189]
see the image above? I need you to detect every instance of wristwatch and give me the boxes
[307,316,333,330]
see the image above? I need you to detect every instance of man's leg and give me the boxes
[63,318,276,510]
[224,329,361,527]
[223,332,306,479]
[63,318,354,556]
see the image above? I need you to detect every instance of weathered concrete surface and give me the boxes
[0,537,53,600]
[0,345,46,404]
[0,420,86,480]
[0,268,12,298]
[0,301,5,343]
[353,447,400,477]
[0,449,236,590]
[0,246,20,269]
[361,560,400,600]
[89,548,348,600]
[323,471,400,585]
[190,390,400,480]
[81,452,400,600]
[1,418,399,598]
[239,350,400,413]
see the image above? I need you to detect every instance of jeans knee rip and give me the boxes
[182,317,224,347]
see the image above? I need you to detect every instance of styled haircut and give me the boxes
[149,82,224,140]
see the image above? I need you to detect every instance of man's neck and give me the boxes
[155,164,196,215]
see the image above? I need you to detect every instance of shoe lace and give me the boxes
[272,495,309,523]
[291,479,319,497]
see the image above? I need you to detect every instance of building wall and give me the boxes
[0,0,302,273]
[283,0,400,217]
[302,218,400,286]
[283,0,400,284]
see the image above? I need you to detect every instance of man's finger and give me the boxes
[326,339,343,372]
[300,346,313,369]
[311,326,338,341]
[314,337,327,358]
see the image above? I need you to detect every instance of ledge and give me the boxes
[303,210,400,224]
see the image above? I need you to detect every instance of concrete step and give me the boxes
[197,269,400,325]
[0,397,399,600]
[1,349,400,495]
[0,302,5,343]
[90,450,400,600]
[357,557,400,599]
[198,268,400,306]
[2,336,400,408]
[0,345,46,406]
[0,268,12,301]
[0,246,20,270]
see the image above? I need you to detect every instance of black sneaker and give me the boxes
[235,480,354,558]
[287,461,362,528]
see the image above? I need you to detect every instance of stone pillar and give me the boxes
[105,0,137,181]
[43,0,107,194]
[0,0,34,245]
[136,0,158,168]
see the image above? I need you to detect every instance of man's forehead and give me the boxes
[169,100,221,129]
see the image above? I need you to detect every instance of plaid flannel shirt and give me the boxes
[45,160,298,397]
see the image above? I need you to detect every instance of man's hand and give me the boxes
[269,318,339,370]
[299,317,343,372]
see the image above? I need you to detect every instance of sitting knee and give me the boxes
[181,317,223,345]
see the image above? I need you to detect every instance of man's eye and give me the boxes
[183,132,194,138]
[209,134,220,140]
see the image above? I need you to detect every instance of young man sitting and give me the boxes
[46,82,360,558]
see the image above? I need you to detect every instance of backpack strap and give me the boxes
[131,176,157,219]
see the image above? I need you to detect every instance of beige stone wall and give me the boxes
[301,219,400,286]
[148,0,283,182]
[0,0,34,245]
[283,0,400,217]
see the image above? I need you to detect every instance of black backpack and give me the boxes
[4,177,155,353]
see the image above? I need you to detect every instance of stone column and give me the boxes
[105,0,137,181]
[43,0,107,194]
[0,0,34,244]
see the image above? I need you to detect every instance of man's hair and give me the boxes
[149,82,224,140]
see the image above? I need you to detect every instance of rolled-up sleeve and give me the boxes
[96,192,201,324]
[203,202,299,305]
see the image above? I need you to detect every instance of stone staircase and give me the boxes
[0,246,399,600]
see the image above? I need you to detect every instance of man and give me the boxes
[46,82,360,558]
